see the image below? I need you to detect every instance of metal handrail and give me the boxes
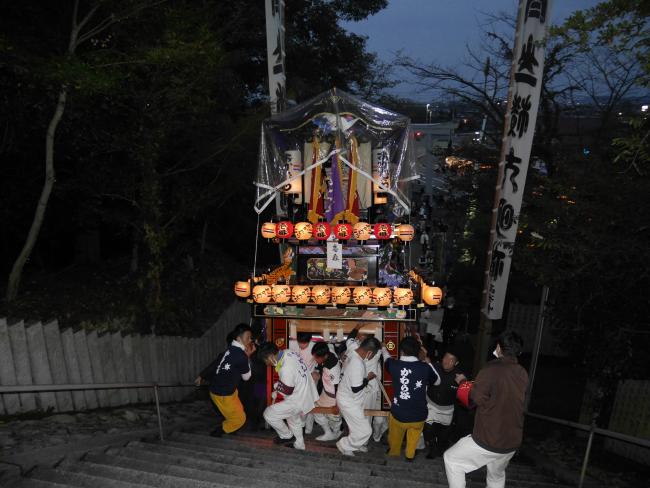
[525,410,650,488]
[0,382,202,442]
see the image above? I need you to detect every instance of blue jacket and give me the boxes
[209,342,251,396]
[386,356,439,423]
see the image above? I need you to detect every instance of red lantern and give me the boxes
[313,222,331,240]
[275,221,294,239]
[373,223,392,240]
[334,222,352,240]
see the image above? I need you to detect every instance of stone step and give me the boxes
[172,431,389,466]
[14,478,74,488]
[171,431,567,487]
[59,458,241,488]
[148,438,447,485]
[113,442,445,488]
[114,442,360,481]
[88,450,362,488]
[27,467,151,488]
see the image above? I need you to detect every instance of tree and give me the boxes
[4,0,163,302]
[1,0,392,333]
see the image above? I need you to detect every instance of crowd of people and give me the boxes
[196,323,528,488]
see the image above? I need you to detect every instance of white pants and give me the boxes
[443,435,515,488]
[426,399,454,426]
[263,401,305,449]
[313,412,342,433]
[338,402,372,452]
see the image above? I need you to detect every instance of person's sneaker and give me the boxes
[292,441,306,450]
[273,435,296,445]
[358,444,368,453]
[336,439,355,457]
[316,430,341,441]
[405,457,414,463]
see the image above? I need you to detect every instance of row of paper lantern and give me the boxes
[261,221,415,242]
[234,282,443,307]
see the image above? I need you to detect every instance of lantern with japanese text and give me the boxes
[396,224,415,242]
[334,222,352,241]
[252,285,273,303]
[234,281,251,298]
[261,222,276,240]
[373,223,392,240]
[311,285,331,305]
[331,286,351,305]
[353,222,372,242]
[313,222,331,240]
[352,286,372,306]
[294,222,313,241]
[372,287,392,307]
[393,288,414,307]
[291,285,311,304]
[275,221,294,240]
[422,285,443,306]
[272,284,292,303]
[284,150,303,195]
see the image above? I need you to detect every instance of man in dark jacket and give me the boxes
[382,337,440,461]
[424,346,463,459]
[443,331,528,488]
[196,324,255,437]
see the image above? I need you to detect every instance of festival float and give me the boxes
[234,88,443,414]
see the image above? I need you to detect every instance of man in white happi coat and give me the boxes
[336,337,382,456]
[345,326,388,442]
[311,341,342,441]
[259,342,319,450]
[288,331,318,433]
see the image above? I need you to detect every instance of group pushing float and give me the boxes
[233,89,450,415]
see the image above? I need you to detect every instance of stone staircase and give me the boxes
[9,427,572,488]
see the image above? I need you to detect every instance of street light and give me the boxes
[426,103,432,123]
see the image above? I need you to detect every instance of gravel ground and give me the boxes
[0,400,214,457]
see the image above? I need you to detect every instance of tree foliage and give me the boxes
[0,0,390,334]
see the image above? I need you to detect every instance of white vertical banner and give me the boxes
[484,0,552,319]
[265,0,287,114]
[327,241,343,269]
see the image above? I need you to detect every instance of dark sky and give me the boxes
[341,0,603,101]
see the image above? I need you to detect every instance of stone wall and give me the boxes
[0,301,250,415]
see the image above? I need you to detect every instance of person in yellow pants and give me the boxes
[197,323,254,436]
[381,336,441,461]
[388,414,425,459]
[210,390,246,433]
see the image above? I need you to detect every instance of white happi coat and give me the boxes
[337,350,367,406]
[277,350,319,415]
[289,339,316,372]
[346,337,381,409]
